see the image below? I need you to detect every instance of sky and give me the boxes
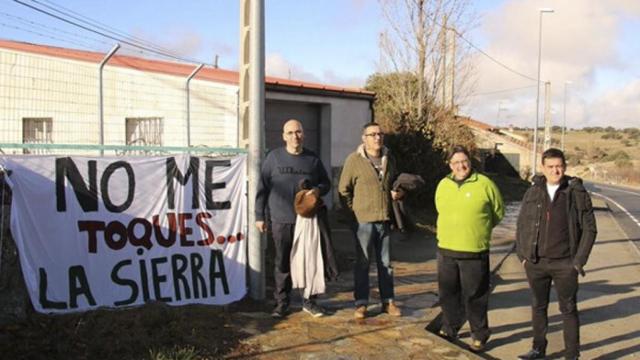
[1,0,639,129]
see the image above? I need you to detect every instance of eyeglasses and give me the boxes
[450,160,470,166]
[364,132,385,138]
[284,130,303,136]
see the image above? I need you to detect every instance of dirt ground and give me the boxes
[0,299,268,360]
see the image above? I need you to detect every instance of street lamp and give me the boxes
[532,7,554,175]
[561,80,572,152]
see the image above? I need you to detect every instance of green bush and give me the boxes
[601,132,623,140]
[604,150,630,162]
[615,159,633,169]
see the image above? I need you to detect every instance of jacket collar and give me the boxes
[356,144,388,159]
[532,175,584,192]
[357,144,389,179]
[447,171,478,184]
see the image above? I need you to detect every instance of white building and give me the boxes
[0,39,374,181]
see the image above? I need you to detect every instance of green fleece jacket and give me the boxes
[435,172,504,253]
[338,145,396,223]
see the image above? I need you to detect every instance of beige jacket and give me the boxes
[338,144,397,223]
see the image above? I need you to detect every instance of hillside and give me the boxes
[514,128,640,186]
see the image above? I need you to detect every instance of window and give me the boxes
[125,117,163,153]
[22,117,53,154]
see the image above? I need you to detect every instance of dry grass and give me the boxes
[514,129,640,186]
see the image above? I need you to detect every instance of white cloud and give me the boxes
[460,0,640,128]
[587,80,640,128]
[265,53,321,82]
[266,53,367,88]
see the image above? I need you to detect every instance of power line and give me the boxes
[420,10,540,83]
[0,11,113,49]
[12,0,209,65]
[31,0,182,57]
[467,84,537,97]
[0,22,99,50]
[452,29,540,83]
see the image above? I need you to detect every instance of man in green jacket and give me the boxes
[435,145,504,352]
[338,122,402,319]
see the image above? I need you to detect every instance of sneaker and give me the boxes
[302,302,326,318]
[469,339,486,352]
[271,303,288,318]
[354,305,367,319]
[382,302,401,317]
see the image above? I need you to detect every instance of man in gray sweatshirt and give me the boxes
[255,119,331,318]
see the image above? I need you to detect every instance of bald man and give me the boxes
[255,119,331,318]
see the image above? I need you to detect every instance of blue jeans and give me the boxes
[353,222,394,306]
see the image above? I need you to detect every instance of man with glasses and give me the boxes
[255,119,331,318]
[434,145,504,352]
[338,122,402,319]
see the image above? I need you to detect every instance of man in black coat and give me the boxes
[516,148,597,360]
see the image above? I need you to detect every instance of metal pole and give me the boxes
[186,63,204,148]
[543,81,552,151]
[247,0,265,300]
[562,81,571,152]
[99,44,120,156]
[532,9,553,175]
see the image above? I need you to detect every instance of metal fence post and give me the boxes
[98,44,120,156]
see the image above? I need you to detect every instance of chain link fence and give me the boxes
[0,43,244,157]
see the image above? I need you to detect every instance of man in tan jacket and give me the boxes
[338,122,402,319]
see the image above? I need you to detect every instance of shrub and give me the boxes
[601,133,623,140]
[615,158,633,169]
[604,150,630,162]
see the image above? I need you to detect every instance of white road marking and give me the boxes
[595,185,640,197]
[590,192,640,229]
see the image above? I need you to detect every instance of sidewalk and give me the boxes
[226,205,521,360]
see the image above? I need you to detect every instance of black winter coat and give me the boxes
[516,175,597,269]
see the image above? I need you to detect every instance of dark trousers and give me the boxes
[524,258,580,358]
[437,252,491,342]
[353,222,394,305]
[272,222,294,305]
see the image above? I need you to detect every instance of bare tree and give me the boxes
[376,0,475,132]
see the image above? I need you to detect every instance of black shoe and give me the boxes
[518,349,546,359]
[271,303,288,318]
[302,301,326,318]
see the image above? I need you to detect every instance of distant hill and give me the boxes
[512,128,639,186]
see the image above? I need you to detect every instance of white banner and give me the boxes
[0,154,247,314]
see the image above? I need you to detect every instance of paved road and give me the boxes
[478,201,640,359]
[586,182,640,248]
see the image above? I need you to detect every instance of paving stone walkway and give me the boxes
[226,204,521,359]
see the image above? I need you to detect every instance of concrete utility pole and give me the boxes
[543,81,552,150]
[240,0,266,300]
[439,16,456,110]
[440,15,448,107]
[449,27,456,111]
